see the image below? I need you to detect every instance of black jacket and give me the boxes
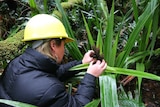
[0,48,96,107]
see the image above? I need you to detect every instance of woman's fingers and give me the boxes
[87,59,107,77]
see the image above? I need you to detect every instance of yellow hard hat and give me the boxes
[23,14,74,43]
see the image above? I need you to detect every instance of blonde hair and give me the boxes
[35,40,57,61]
[32,38,65,62]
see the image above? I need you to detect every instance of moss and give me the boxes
[0,30,27,68]
[61,0,82,9]
[53,0,83,18]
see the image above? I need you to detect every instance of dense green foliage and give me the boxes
[0,0,160,106]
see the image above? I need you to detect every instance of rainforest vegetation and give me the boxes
[0,0,160,106]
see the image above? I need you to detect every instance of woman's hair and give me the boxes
[35,38,65,61]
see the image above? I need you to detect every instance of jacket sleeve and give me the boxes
[39,73,96,107]
[56,60,82,81]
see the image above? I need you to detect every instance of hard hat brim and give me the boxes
[64,37,75,43]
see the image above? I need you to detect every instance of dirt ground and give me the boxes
[142,56,160,107]
[123,55,160,107]
[142,79,160,107]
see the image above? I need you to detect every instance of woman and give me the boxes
[0,14,107,107]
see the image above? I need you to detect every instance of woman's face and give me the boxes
[51,40,65,63]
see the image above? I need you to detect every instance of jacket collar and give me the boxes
[22,47,59,74]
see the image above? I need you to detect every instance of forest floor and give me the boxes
[142,56,160,107]
[122,39,160,107]
[123,55,160,107]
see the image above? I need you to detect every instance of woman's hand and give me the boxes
[87,60,107,77]
[82,50,95,64]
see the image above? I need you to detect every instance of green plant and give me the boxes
[118,85,145,107]
[0,99,37,107]
[67,0,160,106]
